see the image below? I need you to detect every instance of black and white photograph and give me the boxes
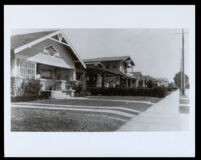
[4,5,195,157]
[10,28,190,132]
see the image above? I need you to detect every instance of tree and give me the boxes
[173,72,189,89]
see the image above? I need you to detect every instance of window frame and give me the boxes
[18,59,36,79]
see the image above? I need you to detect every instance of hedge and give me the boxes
[11,95,39,102]
[11,91,51,102]
[87,87,168,98]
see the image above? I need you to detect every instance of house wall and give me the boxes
[120,62,128,73]
[11,51,18,77]
[10,38,84,96]
[102,60,129,74]
[101,61,121,74]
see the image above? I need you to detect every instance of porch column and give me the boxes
[12,58,18,77]
[126,79,128,88]
[102,72,105,88]
[120,76,123,88]
[143,79,145,88]
[72,69,76,81]
[145,79,147,88]
[96,74,102,87]
[136,79,139,88]
[130,79,133,88]
[34,62,37,79]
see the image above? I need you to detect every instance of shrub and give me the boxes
[152,87,167,98]
[21,79,42,97]
[11,95,39,102]
[147,80,154,88]
[87,87,168,98]
[74,92,86,97]
[40,91,51,99]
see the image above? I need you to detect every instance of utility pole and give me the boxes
[176,29,188,96]
[181,28,185,95]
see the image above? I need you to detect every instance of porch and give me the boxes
[11,61,77,98]
[85,68,137,88]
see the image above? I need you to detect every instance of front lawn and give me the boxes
[31,99,152,112]
[87,96,162,103]
[11,107,128,132]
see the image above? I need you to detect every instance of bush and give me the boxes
[74,92,86,97]
[11,91,51,102]
[11,95,39,102]
[87,87,168,98]
[21,79,42,97]
[40,91,51,99]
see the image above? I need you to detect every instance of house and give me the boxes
[129,72,159,88]
[83,56,137,88]
[129,72,142,87]
[139,75,158,88]
[10,30,86,98]
[155,78,169,87]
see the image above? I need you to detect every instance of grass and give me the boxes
[11,107,128,132]
[11,96,163,131]
[30,99,152,112]
[87,96,162,103]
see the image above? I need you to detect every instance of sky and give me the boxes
[11,29,190,82]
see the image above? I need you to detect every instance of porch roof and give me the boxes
[27,53,74,69]
[120,72,137,80]
[83,56,135,66]
[85,61,105,69]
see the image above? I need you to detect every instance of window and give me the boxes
[40,70,52,79]
[44,46,58,56]
[18,60,36,79]
[105,63,110,69]
[112,63,116,68]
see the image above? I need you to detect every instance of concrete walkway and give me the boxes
[118,90,183,131]
[179,89,190,130]
[54,97,154,105]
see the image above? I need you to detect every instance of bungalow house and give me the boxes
[82,56,137,88]
[155,78,169,87]
[129,72,142,87]
[130,72,159,88]
[11,30,86,98]
[139,75,158,88]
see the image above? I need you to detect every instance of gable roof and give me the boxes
[11,30,86,69]
[83,56,135,66]
[11,30,58,50]
[140,75,157,81]
[155,78,169,82]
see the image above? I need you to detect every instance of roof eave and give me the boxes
[13,30,61,54]
[13,30,86,69]
[60,31,86,69]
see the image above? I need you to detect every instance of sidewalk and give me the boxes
[118,90,187,131]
